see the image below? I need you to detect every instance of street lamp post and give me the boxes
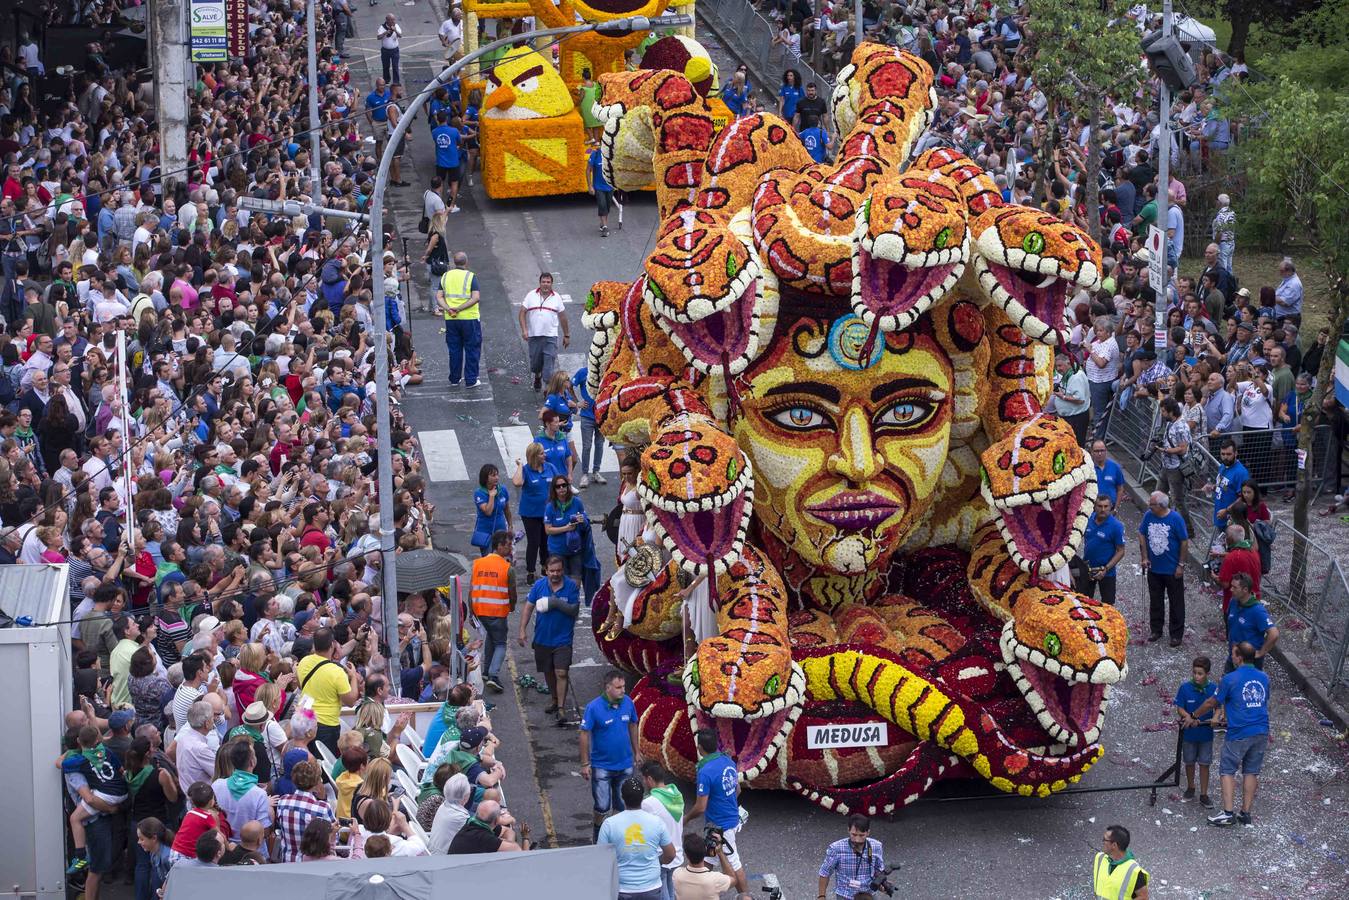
[367,14,691,689]
[307,0,322,198]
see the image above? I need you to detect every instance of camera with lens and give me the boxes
[870,863,902,897]
[1141,440,1160,462]
[703,824,729,851]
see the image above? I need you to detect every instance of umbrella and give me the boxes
[393,548,468,593]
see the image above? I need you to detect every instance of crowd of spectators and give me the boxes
[0,0,563,896]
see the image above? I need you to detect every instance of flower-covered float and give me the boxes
[465,0,724,198]
[584,44,1127,817]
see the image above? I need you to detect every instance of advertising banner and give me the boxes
[189,0,228,62]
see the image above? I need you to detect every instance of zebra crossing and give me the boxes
[417,424,619,487]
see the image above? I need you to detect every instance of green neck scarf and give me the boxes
[1237,592,1261,608]
[229,723,263,744]
[225,770,259,800]
[650,782,684,821]
[696,751,727,772]
[1228,539,1251,551]
[1107,849,1136,873]
[125,765,154,795]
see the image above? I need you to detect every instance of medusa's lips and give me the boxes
[983,461,1096,575]
[805,491,902,532]
[572,0,657,17]
[851,241,964,333]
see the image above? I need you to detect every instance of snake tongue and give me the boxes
[693,707,793,778]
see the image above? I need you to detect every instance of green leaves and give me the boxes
[1024,0,1144,116]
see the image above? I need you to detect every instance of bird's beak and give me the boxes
[484,86,516,111]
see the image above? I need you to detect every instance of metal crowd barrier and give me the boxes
[701,0,836,91]
[1261,519,1349,691]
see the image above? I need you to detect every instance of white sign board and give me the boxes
[1147,225,1166,295]
[805,722,889,750]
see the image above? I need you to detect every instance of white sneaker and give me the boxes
[591,472,607,484]
[579,474,590,488]
[450,206,462,214]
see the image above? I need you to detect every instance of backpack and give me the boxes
[1252,520,1275,575]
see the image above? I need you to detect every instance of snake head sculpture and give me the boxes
[638,412,754,575]
[980,414,1097,574]
[971,206,1103,345]
[830,45,936,154]
[851,171,969,334]
[683,546,806,782]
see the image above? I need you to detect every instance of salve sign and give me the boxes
[804,722,889,750]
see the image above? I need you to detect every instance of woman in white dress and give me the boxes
[615,454,644,567]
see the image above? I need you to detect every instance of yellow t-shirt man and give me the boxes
[296,653,352,727]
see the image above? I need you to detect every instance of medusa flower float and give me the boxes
[584,45,1126,817]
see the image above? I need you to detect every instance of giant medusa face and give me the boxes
[734,305,953,576]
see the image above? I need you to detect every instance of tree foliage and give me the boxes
[1025,0,1146,241]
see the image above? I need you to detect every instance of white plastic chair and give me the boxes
[395,742,425,779]
[402,723,425,753]
[315,741,338,775]
[395,768,420,801]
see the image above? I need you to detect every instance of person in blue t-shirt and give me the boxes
[543,475,588,579]
[777,69,803,122]
[1193,642,1270,827]
[365,78,393,149]
[571,367,606,487]
[542,370,578,435]
[1174,655,1217,807]
[587,146,614,236]
[1137,490,1189,646]
[579,670,640,840]
[1224,572,1278,672]
[512,443,559,580]
[536,410,575,480]
[1074,494,1126,604]
[1207,438,1250,533]
[683,729,748,895]
[800,124,830,163]
[1090,440,1126,507]
[471,464,511,555]
[430,111,463,211]
[721,71,750,117]
[517,556,580,722]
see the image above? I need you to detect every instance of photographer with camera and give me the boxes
[818,814,890,900]
[672,830,738,900]
[682,729,748,897]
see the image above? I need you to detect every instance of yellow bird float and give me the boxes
[482,48,575,119]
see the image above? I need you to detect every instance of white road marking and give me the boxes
[418,430,470,482]
[493,423,619,472]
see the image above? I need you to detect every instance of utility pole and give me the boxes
[366,13,691,688]
[307,0,322,200]
[854,0,864,44]
[1154,0,1172,347]
[151,0,189,197]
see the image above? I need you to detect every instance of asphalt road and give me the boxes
[379,5,1349,898]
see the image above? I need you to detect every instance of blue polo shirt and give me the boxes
[526,576,579,647]
[517,463,557,518]
[572,368,596,422]
[473,485,509,538]
[1174,680,1217,743]
[366,88,392,122]
[1216,664,1270,740]
[801,126,828,163]
[696,752,740,830]
[1227,600,1275,652]
[588,149,610,193]
[537,432,572,474]
[1094,458,1125,506]
[544,496,587,555]
[1213,460,1250,526]
[1081,514,1125,577]
[580,694,638,770]
[1138,509,1188,576]
[432,125,461,168]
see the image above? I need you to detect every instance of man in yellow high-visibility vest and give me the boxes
[437,251,481,388]
[1092,825,1149,899]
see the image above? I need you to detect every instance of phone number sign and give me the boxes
[189,0,228,62]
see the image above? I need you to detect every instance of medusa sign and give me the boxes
[587,45,1124,815]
